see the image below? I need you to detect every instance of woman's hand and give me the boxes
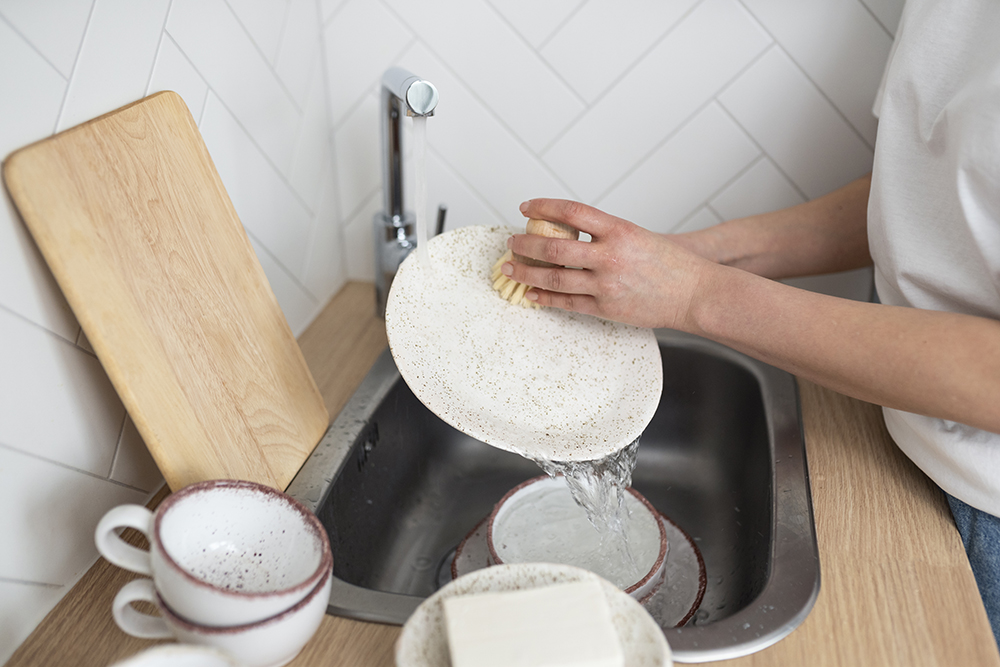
[502,199,716,330]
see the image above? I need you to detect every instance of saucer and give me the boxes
[110,645,241,667]
[449,509,705,629]
[397,563,672,667]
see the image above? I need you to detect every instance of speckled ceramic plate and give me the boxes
[385,225,663,462]
[396,562,672,667]
[449,510,706,629]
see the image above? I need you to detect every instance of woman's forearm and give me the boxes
[676,174,873,279]
[688,263,1000,433]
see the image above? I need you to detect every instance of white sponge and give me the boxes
[443,579,624,667]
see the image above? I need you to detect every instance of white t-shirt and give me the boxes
[869,0,1000,516]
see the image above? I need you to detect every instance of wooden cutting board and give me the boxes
[2,91,329,492]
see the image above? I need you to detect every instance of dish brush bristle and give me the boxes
[491,219,579,308]
[491,249,536,307]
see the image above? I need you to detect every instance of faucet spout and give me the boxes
[374,67,439,318]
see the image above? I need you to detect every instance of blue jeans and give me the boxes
[947,493,1000,648]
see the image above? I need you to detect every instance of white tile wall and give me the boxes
[147,34,210,120]
[385,0,585,153]
[0,2,341,661]
[0,0,904,660]
[275,0,322,107]
[860,0,906,34]
[740,0,893,146]
[201,92,314,282]
[323,0,411,126]
[333,89,381,219]
[229,0,288,63]
[303,157,347,298]
[718,45,875,199]
[543,0,773,202]
[0,308,125,476]
[709,157,806,221]
[0,0,92,78]
[0,446,148,586]
[57,0,171,132]
[0,18,79,341]
[490,0,583,49]
[168,0,303,172]
[108,417,164,492]
[540,0,700,103]
[599,102,761,233]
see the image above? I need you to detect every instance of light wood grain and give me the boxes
[2,91,328,492]
[6,283,998,667]
[297,282,388,420]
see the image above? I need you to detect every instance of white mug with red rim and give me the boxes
[95,479,332,627]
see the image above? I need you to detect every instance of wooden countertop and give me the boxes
[8,282,999,667]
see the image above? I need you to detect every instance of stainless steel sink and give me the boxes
[287,329,819,662]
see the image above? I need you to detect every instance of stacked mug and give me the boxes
[96,480,333,667]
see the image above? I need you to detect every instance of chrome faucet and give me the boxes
[374,67,439,318]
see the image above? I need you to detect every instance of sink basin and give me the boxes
[287,329,819,662]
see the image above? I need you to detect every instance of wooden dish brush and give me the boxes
[491,218,580,308]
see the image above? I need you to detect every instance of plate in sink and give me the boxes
[449,511,706,629]
[396,562,672,667]
[385,225,663,463]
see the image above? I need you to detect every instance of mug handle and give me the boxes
[113,579,173,639]
[95,504,154,575]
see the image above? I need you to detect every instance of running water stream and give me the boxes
[412,115,430,270]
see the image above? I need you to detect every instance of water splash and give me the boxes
[533,437,641,581]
